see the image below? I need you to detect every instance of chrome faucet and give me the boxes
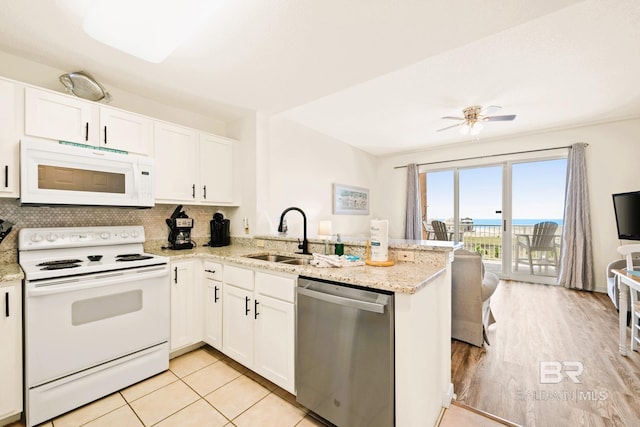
[277,207,310,255]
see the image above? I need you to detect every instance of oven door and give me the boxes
[25,264,169,387]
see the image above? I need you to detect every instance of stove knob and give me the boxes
[30,234,43,243]
[121,231,129,238]
[131,230,139,238]
[46,234,58,242]
[100,232,110,240]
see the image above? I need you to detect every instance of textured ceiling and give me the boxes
[0,0,637,155]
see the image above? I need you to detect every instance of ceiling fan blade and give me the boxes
[441,116,465,120]
[436,123,463,132]
[481,105,502,116]
[483,114,516,122]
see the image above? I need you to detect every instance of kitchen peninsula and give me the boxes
[152,234,459,427]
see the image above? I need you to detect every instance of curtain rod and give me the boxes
[393,143,588,169]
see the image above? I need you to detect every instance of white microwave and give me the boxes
[20,138,155,207]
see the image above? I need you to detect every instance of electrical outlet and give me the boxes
[255,239,265,248]
[396,251,415,262]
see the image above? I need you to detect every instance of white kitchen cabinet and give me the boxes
[0,281,22,422]
[170,260,200,352]
[222,265,255,367]
[203,261,223,350]
[25,86,97,145]
[24,87,151,155]
[154,121,236,205]
[221,265,295,393]
[98,106,151,155]
[199,133,234,204]
[0,79,23,197]
[154,121,199,202]
[254,271,295,392]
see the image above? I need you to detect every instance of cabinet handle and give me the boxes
[245,296,250,316]
[5,292,8,317]
[214,286,219,303]
[104,126,108,144]
[174,267,178,284]
[204,269,216,273]
[203,185,207,199]
[254,299,259,319]
[4,165,7,188]
[85,122,89,141]
[192,184,196,198]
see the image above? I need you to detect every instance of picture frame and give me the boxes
[333,183,369,215]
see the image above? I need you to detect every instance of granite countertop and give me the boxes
[0,263,24,283]
[151,245,446,294]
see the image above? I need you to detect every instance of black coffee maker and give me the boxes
[166,205,194,250]
[209,212,230,247]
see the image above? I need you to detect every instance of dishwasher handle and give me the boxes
[297,286,387,314]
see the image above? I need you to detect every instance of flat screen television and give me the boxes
[612,191,640,240]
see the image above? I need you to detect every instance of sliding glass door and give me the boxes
[423,156,567,284]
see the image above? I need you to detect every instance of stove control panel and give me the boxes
[19,226,146,250]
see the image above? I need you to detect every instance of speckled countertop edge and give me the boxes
[0,263,24,282]
[151,245,447,294]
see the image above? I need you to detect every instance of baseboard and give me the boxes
[442,382,455,408]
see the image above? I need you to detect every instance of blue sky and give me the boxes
[426,158,567,220]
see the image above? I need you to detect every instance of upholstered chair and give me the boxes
[451,249,499,347]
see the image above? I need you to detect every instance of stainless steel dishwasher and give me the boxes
[296,277,394,427]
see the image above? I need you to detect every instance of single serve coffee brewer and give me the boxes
[208,212,230,247]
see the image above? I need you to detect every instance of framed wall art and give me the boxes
[332,183,369,215]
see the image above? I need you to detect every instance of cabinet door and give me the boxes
[254,293,295,393]
[0,281,22,419]
[170,260,195,351]
[154,121,198,202]
[99,107,151,155]
[199,133,234,204]
[0,79,22,197]
[222,284,254,367]
[203,262,223,350]
[25,87,97,144]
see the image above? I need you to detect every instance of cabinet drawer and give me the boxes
[203,261,222,281]
[224,265,254,290]
[255,271,295,303]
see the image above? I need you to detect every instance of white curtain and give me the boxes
[405,163,422,240]
[558,143,594,290]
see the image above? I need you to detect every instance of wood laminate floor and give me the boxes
[451,280,640,427]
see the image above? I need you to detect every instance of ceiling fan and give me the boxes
[436,105,516,135]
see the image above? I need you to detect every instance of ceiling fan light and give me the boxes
[470,122,484,135]
[459,123,471,135]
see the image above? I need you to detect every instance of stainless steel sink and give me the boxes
[279,258,311,266]
[244,253,311,265]
[244,254,296,262]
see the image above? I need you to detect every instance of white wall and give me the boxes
[374,118,640,291]
[259,116,377,240]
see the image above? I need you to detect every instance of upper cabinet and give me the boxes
[24,87,151,155]
[155,121,235,205]
[0,78,23,197]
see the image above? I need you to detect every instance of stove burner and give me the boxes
[37,259,83,266]
[41,263,81,270]
[116,254,154,262]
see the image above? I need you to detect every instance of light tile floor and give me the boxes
[12,346,324,427]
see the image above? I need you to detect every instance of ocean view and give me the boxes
[472,218,564,226]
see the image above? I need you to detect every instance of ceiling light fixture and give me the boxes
[82,0,216,63]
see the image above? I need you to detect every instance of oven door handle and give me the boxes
[27,266,168,297]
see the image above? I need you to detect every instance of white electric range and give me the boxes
[18,226,170,427]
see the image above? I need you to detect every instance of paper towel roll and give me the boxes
[370,219,389,262]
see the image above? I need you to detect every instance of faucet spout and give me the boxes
[278,207,310,255]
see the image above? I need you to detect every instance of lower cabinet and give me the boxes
[203,261,223,350]
[221,265,296,393]
[170,260,201,352]
[0,280,22,423]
